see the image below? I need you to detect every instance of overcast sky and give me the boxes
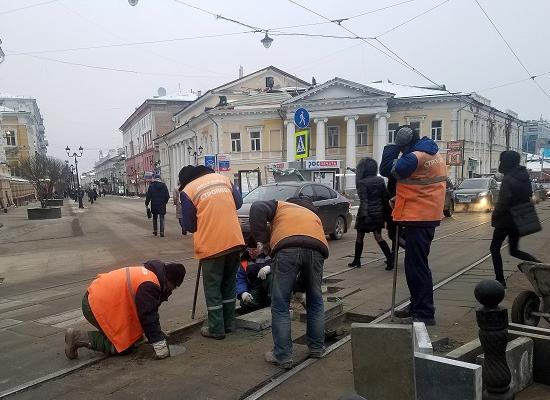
[1,0,549,170]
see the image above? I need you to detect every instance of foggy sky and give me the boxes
[1,0,549,171]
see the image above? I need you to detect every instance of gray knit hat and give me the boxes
[394,126,414,147]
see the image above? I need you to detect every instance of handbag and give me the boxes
[509,201,541,237]
[146,207,152,219]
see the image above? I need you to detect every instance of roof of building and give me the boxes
[146,93,198,102]
[0,105,17,113]
[221,91,293,108]
[368,80,462,98]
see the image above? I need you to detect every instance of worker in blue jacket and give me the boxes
[236,239,272,311]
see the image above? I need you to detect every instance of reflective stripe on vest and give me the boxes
[270,201,328,253]
[393,151,447,222]
[87,266,160,352]
[183,173,244,260]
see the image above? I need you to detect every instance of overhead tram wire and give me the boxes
[286,0,488,112]
[473,0,550,101]
[0,0,58,15]
[479,71,550,92]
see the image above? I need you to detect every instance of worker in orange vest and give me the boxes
[64,260,186,360]
[380,125,446,326]
[179,165,244,339]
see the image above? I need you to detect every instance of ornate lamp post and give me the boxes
[65,146,84,208]
[187,145,203,166]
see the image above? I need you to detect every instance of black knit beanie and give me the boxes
[164,263,186,287]
[178,165,214,191]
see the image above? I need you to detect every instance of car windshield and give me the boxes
[458,179,490,190]
[243,185,297,203]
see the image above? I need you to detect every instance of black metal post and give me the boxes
[474,280,514,400]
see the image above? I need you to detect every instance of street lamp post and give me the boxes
[66,146,84,208]
[187,145,203,166]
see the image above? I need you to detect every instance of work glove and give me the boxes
[256,242,265,255]
[152,339,170,360]
[389,197,396,209]
[257,265,271,280]
[241,292,254,304]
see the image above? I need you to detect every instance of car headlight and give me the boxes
[478,191,488,197]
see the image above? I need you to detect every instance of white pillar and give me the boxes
[314,118,328,160]
[286,121,295,162]
[345,115,358,190]
[374,113,390,164]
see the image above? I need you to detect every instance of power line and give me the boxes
[479,71,550,92]
[375,0,452,38]
[0,0,58,15]
[473,0,550,100]
[6,31,256,56]
[25,54,230,78]
[172,0,264,32]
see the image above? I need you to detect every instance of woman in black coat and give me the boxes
[490,150,540,287]
[349,158,393,269]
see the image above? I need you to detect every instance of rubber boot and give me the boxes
[348,241,363,268]
[64,328,91,360]
[377,240,393,271]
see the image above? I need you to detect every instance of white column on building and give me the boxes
[345,115,358,190]
[373,113,390,164]
[286,121,295,162]
[170,145,176,191]
[314,118,328,161]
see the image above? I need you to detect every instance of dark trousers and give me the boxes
[404,226,435,319]
[82,293,116,355]
[201,251,240,335]
[490,228,540,282]
[152,213,165,234]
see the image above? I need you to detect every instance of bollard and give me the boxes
[474,280,514,400]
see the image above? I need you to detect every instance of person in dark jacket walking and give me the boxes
[490,151,541,288]
[145,172,170,237]
[64,260,186,360]
[349,158,393,269]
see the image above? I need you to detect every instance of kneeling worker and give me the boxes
[236,238,272,311]
[64,260,186,360]
[250,197,329,369]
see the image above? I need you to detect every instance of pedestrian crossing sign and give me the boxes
[295,130,309,160]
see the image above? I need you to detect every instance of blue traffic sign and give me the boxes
[204,155,216,169]
[294,108,310,129]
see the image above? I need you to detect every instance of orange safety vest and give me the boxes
[87,266,160,352]
[270,201,328,252]
[393,151,447,222]
[183,173,244,259]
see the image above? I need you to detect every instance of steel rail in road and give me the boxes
[0,212,545,399]
[241,214,550,400]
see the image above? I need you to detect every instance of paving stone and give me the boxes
[509,330,550,385]
[7,321,61,338]
[413,322,433,355]
[299,301,343,322]
[235,308,272,331]
[415,352,482,400]
[327,287,361,302]
[477,337,533,394]
[351,323,416,400]
[446,338,482,363]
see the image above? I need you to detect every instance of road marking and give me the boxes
[35,309,82,325]
[0,319,22,329]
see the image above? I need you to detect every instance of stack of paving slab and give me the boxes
[351,322,482,400]
[350,321,550,399]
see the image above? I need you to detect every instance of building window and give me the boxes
[5,130,16,146]
[409,121,421,135]
[231,132,241,152]
[356,124,368,146]
[431,120,442,141]
[250,130,261,152]
[388,123,399,143]
[327,126,339,148]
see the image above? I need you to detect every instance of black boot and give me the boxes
[348,241,363,268]
[378,240,393,271]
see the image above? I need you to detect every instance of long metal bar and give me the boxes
[390,225,401,322]
[191,262,202,319]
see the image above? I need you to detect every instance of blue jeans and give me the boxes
[271,248,325,363]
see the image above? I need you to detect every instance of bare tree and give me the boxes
[19,154,64,208]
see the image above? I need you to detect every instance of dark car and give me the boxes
[453,178,499,212]
[238,182,353,240]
